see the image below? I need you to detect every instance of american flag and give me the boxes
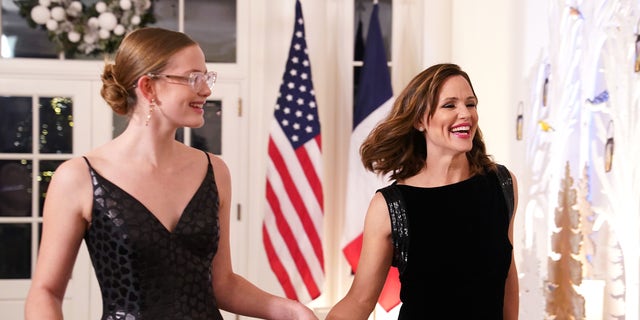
[262,0,324,303]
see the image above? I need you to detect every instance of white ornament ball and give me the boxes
[98,12,118,31]
[99,28,111,39]
[67,1,83,16]
[83,32,98,44]
[45,19,58,31]
[119,0,132,11]
[131,15,141,25]
[95,2,107,13]
[38,0,51,7]
[88,17,100,29]
[50,6,66,21]
[30,6,50,25]
[68,31,81,43]
[113,25,126,36]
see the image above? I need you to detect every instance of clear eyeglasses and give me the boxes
[147,71,217,92]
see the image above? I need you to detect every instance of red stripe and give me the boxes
[262,224,298,300]
[266,180,321,298]
[300,136,324,208]
[378,267,401,311]
[294,140,324,266]
[342,233,363,272]
[269,137,322,265]
[266,137,321,298]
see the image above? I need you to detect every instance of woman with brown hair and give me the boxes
[327,63,519,320]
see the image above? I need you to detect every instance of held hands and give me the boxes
[282,299,319,320]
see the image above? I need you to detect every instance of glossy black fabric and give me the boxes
[82,154,223,320]
[382,170,512,319]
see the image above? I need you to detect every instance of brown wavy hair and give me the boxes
[100,27,197,115]
[360,63,495,181]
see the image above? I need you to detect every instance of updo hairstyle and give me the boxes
[100,27,197,115]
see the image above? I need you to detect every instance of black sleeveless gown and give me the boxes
[82,153,224,320]
[383,171,512,319]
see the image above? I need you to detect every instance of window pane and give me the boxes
[354,0,392,61]
[39,97,73,154]
[1,1,102,60]
[2,1,237,60]
[149,0,179,32]
[175,128,185,143]
[113,114,128,138]
[0,223,31,279]
[184,0,236,63]
[191,100,222,154]
[39,160,64,217]
[1,1,57,59]
[0,96,33,153]
[0,160,32,217]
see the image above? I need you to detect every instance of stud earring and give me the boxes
[145,99,156,126]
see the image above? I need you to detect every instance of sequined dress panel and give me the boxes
[82,156,223,320]
[386,171,512,319]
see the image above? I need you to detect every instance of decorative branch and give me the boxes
[546,161,585,319]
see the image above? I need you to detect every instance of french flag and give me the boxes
[341,2,400,312]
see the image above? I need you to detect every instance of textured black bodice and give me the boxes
[384,170,512,319]
[82,155,223,320]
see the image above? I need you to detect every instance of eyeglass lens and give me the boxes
[190,72,217,91]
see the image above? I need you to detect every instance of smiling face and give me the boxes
[151,44,212,129]
[421,75,478,157]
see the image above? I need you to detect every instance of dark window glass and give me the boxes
[353,0,392,118]
[150,0,180,32]
[184,0,236,63]
[175,128,185,143]
[191,100,222,154]
[354,0,392,62]
[0,96,33,153]
[0,160,32,217]
[39,97,73,154]
[39,160,64,217]
[1,1,57,59]
[2,0,237,61]
[0,223,31,279]
[113,114,128,138]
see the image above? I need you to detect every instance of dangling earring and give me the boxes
[145,99,156,126]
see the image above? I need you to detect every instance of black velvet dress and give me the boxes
[380,170,512,319]
[82,153,223,320]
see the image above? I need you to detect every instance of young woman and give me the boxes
[25,27,318,320]
[327,63,519,320]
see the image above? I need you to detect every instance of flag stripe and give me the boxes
[267,131,323,266]
[300,135,324,207]
[264,153,323,281]
[264,186,318,302]
[262,225,298,299]
[265,180,320,298]
[263,0,324,302]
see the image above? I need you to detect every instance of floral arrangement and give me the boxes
[13,0,155,57]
